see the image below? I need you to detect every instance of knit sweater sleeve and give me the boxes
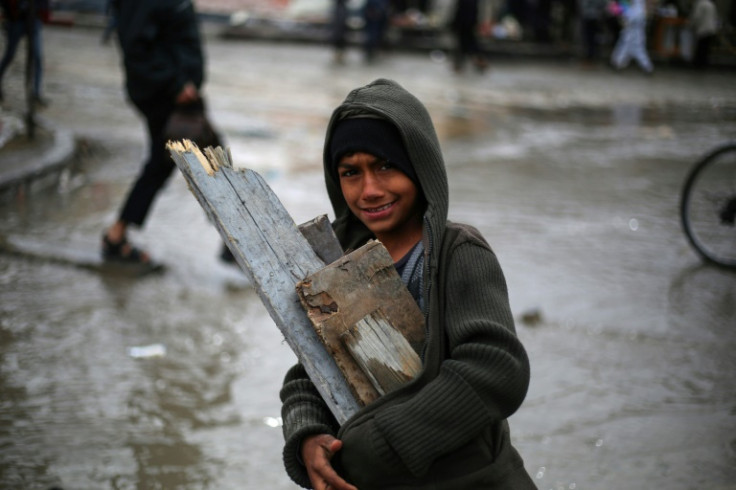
[280,363,340,488]
[374,241,530,477]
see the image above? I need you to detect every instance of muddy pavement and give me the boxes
[1,24,736,489]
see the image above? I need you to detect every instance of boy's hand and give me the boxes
[302,434,358,490]
[175,82,199,105]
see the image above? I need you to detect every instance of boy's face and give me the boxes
[337,152,423,248]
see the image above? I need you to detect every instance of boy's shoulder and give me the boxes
[443,221,492,251]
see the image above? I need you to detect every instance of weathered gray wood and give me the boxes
[297,215,343,265]
[296,240,426,406]
[167,140,360,423]
[342,310,422,396]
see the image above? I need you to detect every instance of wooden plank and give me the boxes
[342,310,422,397]
[296,240,425,406]
[167,140,360,424]
[297,214,343,265]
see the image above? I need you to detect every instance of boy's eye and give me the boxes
[339,168,357,178]
[379,161,395,171]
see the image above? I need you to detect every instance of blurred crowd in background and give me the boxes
[39,0,735,69]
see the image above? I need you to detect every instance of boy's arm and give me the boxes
[342,241,530,477]
[280,363,341,488]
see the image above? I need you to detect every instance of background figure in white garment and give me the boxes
[689,0,718,68]
[610,0,653,73]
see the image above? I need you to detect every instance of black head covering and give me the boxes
[329,117,417,184]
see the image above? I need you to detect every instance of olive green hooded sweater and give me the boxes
[280,79,534,489]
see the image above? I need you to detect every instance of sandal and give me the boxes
[101,234,151,264]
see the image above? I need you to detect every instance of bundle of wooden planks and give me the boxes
[167,140,423,423]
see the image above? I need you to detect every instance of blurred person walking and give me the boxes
[100,0,117,45]
[331,0,349,64]
[449,0,491,72]
[579,0,608,64]
[689,0,717,68]
[610,0,653,74]
[362,0,391,62]
[101,0,211,266]
[0,0,49,105]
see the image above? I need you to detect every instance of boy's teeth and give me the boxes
[368,203,391,212]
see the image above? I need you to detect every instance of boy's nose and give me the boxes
[360,173,384,199]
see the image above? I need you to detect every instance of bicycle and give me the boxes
[680,142,736,269]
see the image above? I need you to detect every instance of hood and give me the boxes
[322,79,449,257]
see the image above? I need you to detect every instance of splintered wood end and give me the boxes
[204,145,233,170]
[166,139,218,176]
[166,140,186,153]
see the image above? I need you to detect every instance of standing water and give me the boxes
[1,25,735,489]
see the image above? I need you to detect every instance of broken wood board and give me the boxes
[166,140,360,424]
[297,214,344,265]
[342,309,422,397]
[296,239,425,406]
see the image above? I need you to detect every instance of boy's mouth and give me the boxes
[361,201,396,219]
[364,202,394,213]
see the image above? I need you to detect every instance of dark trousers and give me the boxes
[581,18,600,60]
[332,0,348,50]
[363,18,387,59]
[453,27,481,67]
[118,99,177,227]
[0,18,43,96]
[362,0,389,60]
[693,34,714,68]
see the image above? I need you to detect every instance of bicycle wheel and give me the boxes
[680,143,736,269]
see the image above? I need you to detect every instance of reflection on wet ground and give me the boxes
[1,26,735,490]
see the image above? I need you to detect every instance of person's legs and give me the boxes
[700,35,713,67]
[103,100,176,261]
[452,28,467,71]
[0,20,26,99]
[332,0,348,63]
[363,20,381,61]
[466,31,487,72]
[582,18,598,61]
[611,26,632,68]
[362,0,388,62]
[631,27,653,73]
[634,50,653,72]
[693,34,713,68]
[118,104,177,226]
[30,19,44,100]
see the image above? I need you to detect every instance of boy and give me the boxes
[280,79,534,489]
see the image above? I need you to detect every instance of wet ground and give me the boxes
[1,24,736,490]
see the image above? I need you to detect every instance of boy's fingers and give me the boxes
[326,438,343,455]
